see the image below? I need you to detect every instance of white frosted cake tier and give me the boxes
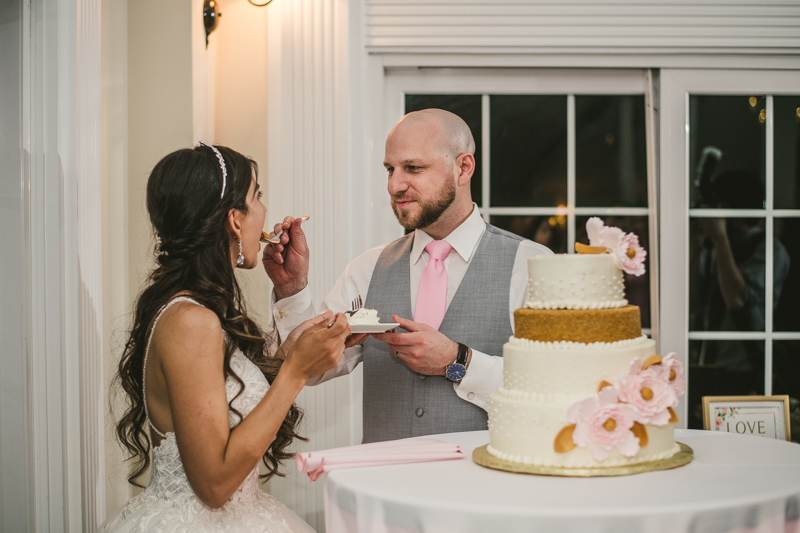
[487,336,680,468]
[525,254,627,310]
[487,393,679,467]
[503,336,655,397]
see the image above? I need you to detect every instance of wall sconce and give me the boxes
[248,0,275,6]
[203,0,221,47]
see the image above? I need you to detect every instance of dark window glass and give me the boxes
[405,95,483,207]
[490,215,567,253]
[575,95,647,207]
[774,96,800,210]
[689,217,767,333]
[575,215,650,329]
[490,95,567,207]
[773,340,800,442]
[688,340,765,429]
[689,96,766,209]
[774,218,800,332]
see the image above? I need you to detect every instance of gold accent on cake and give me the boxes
[626,247,637,258]
[574,242,607,254]
[631,422,649,447]
[603,419,616,432]
[669,369,676,381]
[515,306,642,343]
[554,425,577,453]
[641,355,663,370]
[473,442,694,477]
[641,387,654,400]
[598,380,613,392]
[668,407,679,424]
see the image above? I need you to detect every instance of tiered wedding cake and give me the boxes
[485,218,685,471]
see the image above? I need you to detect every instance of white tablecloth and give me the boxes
[323,429,800,533]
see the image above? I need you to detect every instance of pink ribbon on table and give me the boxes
[296,438,464,481]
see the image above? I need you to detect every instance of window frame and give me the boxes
[659,69,800,425]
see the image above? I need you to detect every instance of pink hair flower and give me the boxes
[617,359,677,426]
[567,386,640,462]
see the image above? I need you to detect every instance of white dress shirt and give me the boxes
[272,205,552,410]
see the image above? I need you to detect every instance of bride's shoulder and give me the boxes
[152,300,224,363]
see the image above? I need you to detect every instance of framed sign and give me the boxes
[703,396,791,441]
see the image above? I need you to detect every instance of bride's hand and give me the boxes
[275,310,334,360]
[282,313,350,381]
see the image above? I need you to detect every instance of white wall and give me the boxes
[213,0,272,325]
[101,0,132,518]
[364,0,800,53]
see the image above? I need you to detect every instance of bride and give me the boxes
[104,144,349,532]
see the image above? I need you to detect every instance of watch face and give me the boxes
[446,364,467,381]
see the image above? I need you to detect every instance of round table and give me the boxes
[323,430,800,533]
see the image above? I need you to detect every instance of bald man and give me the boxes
[264,109,552,443]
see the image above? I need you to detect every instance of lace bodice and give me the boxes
[146,349,271,503]
[143,297,270,501]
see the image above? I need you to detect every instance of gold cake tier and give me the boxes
[514,305,642,343]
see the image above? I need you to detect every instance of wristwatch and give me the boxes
[445,343,470,382]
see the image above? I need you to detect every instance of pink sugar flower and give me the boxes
[658,352,685,397]
[585,218,647,276]
[617,359,677,426]
[567,387,640,462]
[586,217,623,250]
[615,232,647,277]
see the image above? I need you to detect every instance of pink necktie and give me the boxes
[414,240,453,330]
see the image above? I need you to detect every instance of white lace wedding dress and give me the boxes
[102,297,315,533]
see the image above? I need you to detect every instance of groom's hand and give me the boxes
[262,216,310,300]
[371,315,458,376]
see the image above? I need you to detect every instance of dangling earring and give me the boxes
[236,240,245,266]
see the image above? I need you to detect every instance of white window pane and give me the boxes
[575,95,647,207]
[490,95,567,207]
[773,95,800,210]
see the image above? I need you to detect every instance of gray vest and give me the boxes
[361,224,522,443]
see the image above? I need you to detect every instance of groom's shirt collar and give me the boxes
[410,204,484,266]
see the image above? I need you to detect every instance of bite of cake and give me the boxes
[347,307,381,325]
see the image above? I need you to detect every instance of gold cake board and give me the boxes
[473,442,693,477]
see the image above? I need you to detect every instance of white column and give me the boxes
[13,0,105,529]
[77,0,106,530]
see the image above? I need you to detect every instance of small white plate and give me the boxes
[349,323,399,334]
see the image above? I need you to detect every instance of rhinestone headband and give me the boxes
[199,141,227,199]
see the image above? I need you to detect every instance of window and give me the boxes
[400,71,653,328]
[660,70,800,430]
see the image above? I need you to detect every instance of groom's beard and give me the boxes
[391,180,456,231]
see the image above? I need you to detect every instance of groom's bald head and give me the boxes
[383,108,477,238]
[388,109,475,161]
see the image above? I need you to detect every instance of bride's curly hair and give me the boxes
[113,144,305,487]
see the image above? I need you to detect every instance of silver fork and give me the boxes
[344,296,363,316]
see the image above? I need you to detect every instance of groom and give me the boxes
[264,109,551,443]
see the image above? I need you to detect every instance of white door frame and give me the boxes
[659,68,800,425]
